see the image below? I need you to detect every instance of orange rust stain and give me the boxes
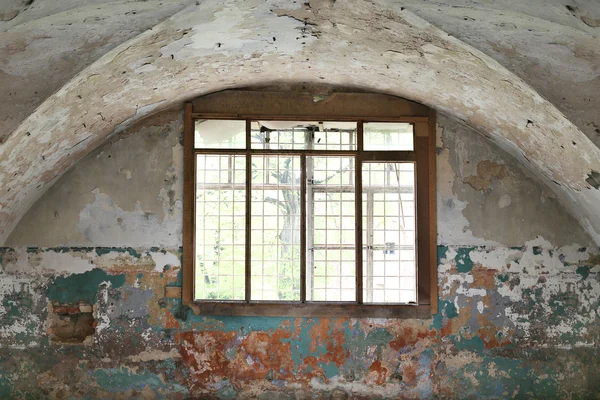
[304,319,349,367]
[296,355,324,382]
[366,360,388,385]
[178,331,237,389]
[401,361,418,386]
[230,329,294,382]
[327,319,349,366]
[309,318,332,352]
[289,319,351,383]
[164,308,180,329]
[471,265,496,290]
[389,325,436,351]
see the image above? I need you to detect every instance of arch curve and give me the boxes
[1,0,599,244]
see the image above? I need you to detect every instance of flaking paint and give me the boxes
[0,243,598,397]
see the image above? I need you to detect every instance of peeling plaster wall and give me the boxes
[2,0,600,248]
[1,109,599,398]
[404,0,600,147]
[0,246,598,398]
[2,0,600,396]
[0,0,194,143]
[436,116,595,248]
[7,110,594,249]
[7,109,184,247]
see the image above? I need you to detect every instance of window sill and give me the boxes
[188,301,432,318]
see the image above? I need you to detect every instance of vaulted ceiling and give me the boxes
[1,0,599,244]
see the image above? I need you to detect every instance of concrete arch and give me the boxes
[1,0,599,245]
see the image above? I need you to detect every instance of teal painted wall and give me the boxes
[0,245,598,398]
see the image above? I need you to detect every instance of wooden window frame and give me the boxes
[182,90,437,318]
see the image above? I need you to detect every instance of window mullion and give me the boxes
[306,160,315,302]
[300,154,307,303]
[355,122,364,304]
[366,190,374,303]
[245,119,252,302]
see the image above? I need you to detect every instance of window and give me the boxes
[183,91,436,317]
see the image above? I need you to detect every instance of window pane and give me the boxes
[307,156,356,302]
[250,155,301,301]
[362,162,416,304]
[364,122,413,151]
[195,119,245,149]
[251,121,357,151]
[195,154,246,300]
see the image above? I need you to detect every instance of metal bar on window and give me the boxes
[245,119,252,302]
[249,149,360,156]
[191,113,430,124]
[182,103,195,304]
[349,131,354,185]
[360,151,416,162]
[193,149,416,160]
[355,122,364,304]
[366,190,374,303]
[300,155,307,303]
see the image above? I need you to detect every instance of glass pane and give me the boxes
[195,154,246,300]
[364,122,413,151]
[362,162,416,304]
[307,157,355,302]
[195,119,245,149]
[251,155,301,301]
[251,121,357,151]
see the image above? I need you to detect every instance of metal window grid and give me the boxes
[193,120,416,304]
[195,154,246,300]
[362,162,416,304]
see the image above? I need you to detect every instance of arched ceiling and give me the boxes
[0,0,599,245]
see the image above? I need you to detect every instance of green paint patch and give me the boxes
[47,268,126,304]
[177,306,293,333]
[466,354,559,398]
[91,368,177,393]
[339,325,393,380]
[453,335,485,351]
[455,248,474,273]
[431,312,442,330]
[532,246,543,255]
[431,300,457,329]
[318,362,340,379]
[0,288,42,346]
[364,328,394,349]
[497,273,509,282]
[289,318,318,367]
[216,382,237,399]
[46,247,95,253]
[1,291,33,319]
[444,301,459,319]
[437,245,448,263]
[346,327,393,361]
[0,373,12,398]
[576,266,590,280]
